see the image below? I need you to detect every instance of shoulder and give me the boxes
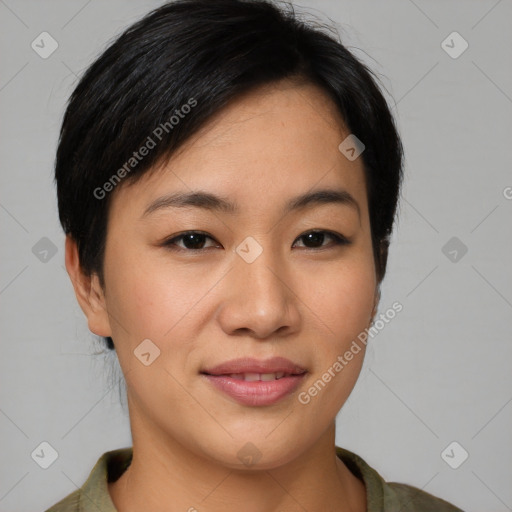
[382,481,465,511]
[44,447,133,512]
[44,491,80,512]
[336,446,465,512]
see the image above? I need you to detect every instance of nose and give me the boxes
[215,246,301,340]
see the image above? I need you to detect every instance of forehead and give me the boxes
[176,80,349,162]
[110,80,367,219]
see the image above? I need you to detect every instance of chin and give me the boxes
[196,435,305,472]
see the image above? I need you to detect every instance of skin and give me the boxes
[66,78,380,512]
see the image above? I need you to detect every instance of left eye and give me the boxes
[162,230,350,251]
[293,230,350,249]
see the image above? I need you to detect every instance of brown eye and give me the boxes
[163,231,219,251]
[162,229,350,253]
[293,230,350,249]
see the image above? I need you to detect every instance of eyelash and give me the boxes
[161,230,351,252]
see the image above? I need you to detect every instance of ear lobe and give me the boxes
[371,287,381,324]
[370,238,387,323]
[377,238,389,282]
[64,235,112,337]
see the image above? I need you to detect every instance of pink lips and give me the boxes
[201,356,307,407]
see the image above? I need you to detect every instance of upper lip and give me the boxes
[202,357,307,376]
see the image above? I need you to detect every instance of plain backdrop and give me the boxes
[1,1,511,511]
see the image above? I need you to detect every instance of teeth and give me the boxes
[227,372,287,381]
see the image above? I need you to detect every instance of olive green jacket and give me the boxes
[45,446,464,511]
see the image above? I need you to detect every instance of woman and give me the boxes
[47,0,464,510]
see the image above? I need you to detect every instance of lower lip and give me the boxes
[202,373,306,406]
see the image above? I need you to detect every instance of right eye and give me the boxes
[162,231,221,251]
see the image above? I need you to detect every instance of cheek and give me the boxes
[103,253,206,408]
[305,254,376,343]
[300,248,375,409]
[331,270,375,339]
[103,241,205,344]
[299,265,374,417]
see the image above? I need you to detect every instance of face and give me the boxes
[79,80,378,469]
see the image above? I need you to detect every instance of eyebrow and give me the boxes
[141,188,361,220]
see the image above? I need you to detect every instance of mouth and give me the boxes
[200,357,307,406]
[206,371,299,381]
[201,356,307,376]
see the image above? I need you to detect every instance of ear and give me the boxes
[377,238,389,283]
[64,235,112,338]
[370,238,388,322]
[370,287,381,323]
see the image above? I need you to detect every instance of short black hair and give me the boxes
[55,0,404,351]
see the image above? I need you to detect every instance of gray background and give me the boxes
[1,0,511,511]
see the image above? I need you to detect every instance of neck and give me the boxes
[109,407,366,512]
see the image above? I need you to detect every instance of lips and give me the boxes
[201,356,307,377]
[224,372,288,381]
[201,357,307,407]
